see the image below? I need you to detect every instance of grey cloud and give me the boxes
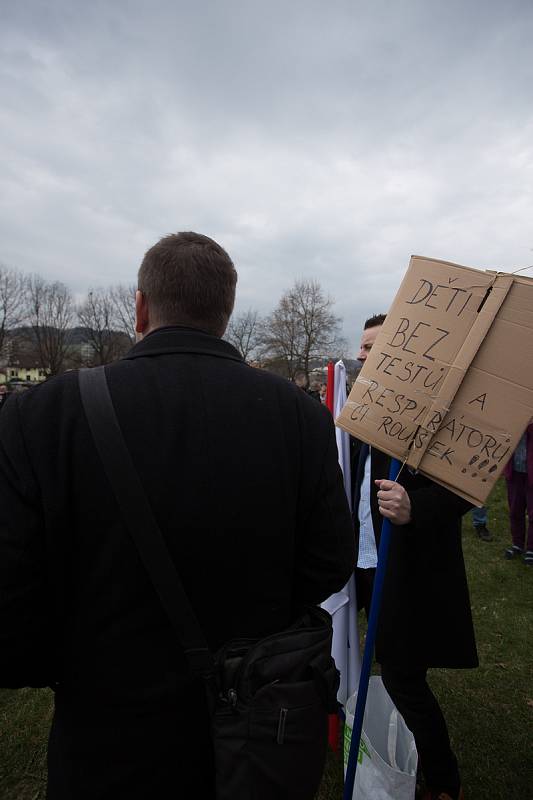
[1,0,532,353]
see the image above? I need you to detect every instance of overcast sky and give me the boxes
[1,0,532,353]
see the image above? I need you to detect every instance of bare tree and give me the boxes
[109,284,137,344]
[0,264,26,359]
[262,295,302,380]
[263,280,344,380]
[77,288,128,366]
[225,309,264,361]
[26,276,74,376]
[292,280,345,378]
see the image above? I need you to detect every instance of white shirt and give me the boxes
[357,450,378,569]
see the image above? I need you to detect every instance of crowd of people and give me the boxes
[0,231,530,800]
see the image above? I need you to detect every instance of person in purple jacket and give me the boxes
[503,423,533,565]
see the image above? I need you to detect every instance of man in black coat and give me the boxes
[0,232,355,799]
[352,314,478,800]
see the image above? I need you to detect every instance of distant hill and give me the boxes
[7,326,121,345]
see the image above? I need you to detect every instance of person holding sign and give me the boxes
[351,314,477,800]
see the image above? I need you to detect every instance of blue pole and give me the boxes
[343,457,401,800]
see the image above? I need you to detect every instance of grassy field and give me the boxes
[1,480,532,799]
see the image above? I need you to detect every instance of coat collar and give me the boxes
[123,326,244,363]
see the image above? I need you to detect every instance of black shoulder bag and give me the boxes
[79,366,340,800]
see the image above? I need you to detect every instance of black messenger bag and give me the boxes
[79,366,340,800]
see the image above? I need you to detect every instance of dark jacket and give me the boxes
[0,327,355,799]
[351,439,478,671]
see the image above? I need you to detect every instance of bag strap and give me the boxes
[78,366,214,678]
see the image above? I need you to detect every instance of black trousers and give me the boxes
[356,567,461,795]
[380,664,461,796]
[355,567,375,617]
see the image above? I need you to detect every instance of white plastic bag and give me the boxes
[344,676,418,800]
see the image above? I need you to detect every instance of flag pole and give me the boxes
[343,457,401,800]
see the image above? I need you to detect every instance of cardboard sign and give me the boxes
[336,256,533,505]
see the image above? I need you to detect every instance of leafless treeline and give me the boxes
[1,263,346,380]
[226,279,346,380]
[0,263,136,376]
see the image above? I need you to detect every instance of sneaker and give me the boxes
[524,550,533,566]
[474,524,492,542]
[505,545,523,559]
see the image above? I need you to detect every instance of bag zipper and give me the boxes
[277,708,288,744]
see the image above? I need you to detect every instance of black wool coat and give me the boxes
[351,440,478,671]
[0,327,355,800]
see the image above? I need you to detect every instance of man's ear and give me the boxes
[135,290,149,340]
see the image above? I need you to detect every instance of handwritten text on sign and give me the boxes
[336,256,527,504]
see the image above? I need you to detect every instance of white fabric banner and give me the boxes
[322,361,361,705]
[334,360,353,508]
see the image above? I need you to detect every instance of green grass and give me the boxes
[426,481,533,800]
[1,480,532,799]
[0,686,52,799]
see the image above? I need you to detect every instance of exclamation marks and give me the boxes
[483,465,499,483]
[462,455,503,482]
[462,455,479,475]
